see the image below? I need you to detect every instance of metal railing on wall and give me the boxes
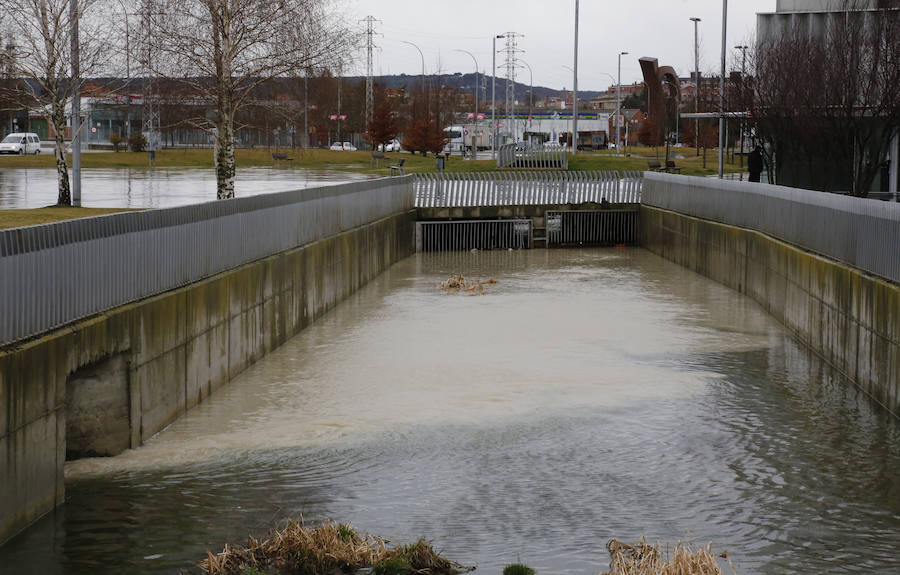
[497,144,569,170]
[415,171,643,208]
[0,176,415,347]
[643,172,900,284]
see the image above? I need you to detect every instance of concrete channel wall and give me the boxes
[641,173,899,416]
[0,185,416,544]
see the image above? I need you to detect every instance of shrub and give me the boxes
[128,132,147,152]
[109,132,123,152]
[503,564,535,575]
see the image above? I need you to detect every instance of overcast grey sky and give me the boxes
[343,0,774,91]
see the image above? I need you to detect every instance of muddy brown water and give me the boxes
[2,249,898,575]
[0,167,375,209]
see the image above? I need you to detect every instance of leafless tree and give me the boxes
[146,0,350,199]
[748,4,900,194]
[0,0,110,205]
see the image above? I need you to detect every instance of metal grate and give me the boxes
[546,210,639,246]
[415,171,643,208]
[497,143,569,169]
[416,220,532,252]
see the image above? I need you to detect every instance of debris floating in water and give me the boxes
[199,519,471,575]
[439,274,498,296]
[601,538,738,575]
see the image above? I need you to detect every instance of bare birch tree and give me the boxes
[146,0,349,199]
[0,0,109,205]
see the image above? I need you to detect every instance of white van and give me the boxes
[442,126,466,155]
[0,132,41,155]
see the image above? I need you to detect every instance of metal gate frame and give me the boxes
[415,219,533,252]
[545,210,639,247]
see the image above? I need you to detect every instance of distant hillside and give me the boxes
[343,73,604,103]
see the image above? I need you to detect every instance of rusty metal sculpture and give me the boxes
[639,57,681,145]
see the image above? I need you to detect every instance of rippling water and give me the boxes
[2,249,898,575]
[0,167,375,209]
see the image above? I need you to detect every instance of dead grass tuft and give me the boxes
[601,538,738,575]
[199,520,470,575]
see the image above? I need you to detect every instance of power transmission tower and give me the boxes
[500,32,524,141]
[139,0,161,159]
[360,16,381,130]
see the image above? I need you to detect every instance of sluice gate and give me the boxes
[546,210,639,247]
[413,171,643,252]
[416,220,533,252]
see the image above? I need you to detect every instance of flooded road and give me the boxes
[0,167,376,209]
[2,249,898,575]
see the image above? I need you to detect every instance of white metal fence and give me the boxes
[643,172,900,284]
[0,177,415,347]
[415,171,643,208]
[497,144,569,169]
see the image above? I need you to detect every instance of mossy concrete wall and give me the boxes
[641,205,899,416]
[0,209,415,544]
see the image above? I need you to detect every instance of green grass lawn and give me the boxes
[0,207,139,230]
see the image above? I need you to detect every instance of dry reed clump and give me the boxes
[199,520,470,575]
[382,538,470,573]
[439,274,498,296]
[601,538,738,575]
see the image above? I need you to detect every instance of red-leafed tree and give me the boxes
[365,99,399,149]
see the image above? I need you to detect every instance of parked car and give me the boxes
[0,132,41,155]
[329,142,344,151]
[379,139,402,152]
[342,142,357,151]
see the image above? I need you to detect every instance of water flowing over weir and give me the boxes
[2,250,899,575]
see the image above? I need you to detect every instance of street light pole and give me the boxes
[573,0,580,155]
[492,34,504,159]
[519,59,533,141]
[562,65,575,147]
[719,0,728,179]
[690,17,701,157]
[617,51,628,155]
[70,0,81,206]
[401,40,425,95]
[455,49,479,157]
[735,44,748,167]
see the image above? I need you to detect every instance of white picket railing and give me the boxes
[414,171,643,208]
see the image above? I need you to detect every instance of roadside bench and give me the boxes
[272,152,293,161]
[647,160,662,171]
[390,158,406,176]
[665,160,681,173]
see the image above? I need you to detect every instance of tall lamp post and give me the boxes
[616,51,628,155]
[690,17,701,157]
[518,59,533,143]
[572,0,580,155]
[455,49,479,157]
[401,40,425,95]
[562,65,575,147]
[114,0,131,139]
[492,34,505,159]
[70,0,81,206]
[735,44,748,167]
[718,0,728,179]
